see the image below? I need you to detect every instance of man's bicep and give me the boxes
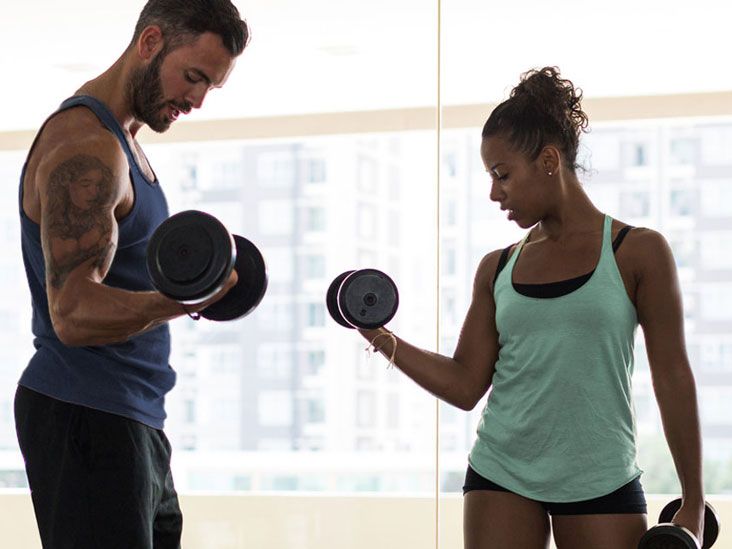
[39,152,121,290]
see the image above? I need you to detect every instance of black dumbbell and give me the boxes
[326,269,399,329]
[638,498,720,549]
[146,210,267,321]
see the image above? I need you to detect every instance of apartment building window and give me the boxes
[356,391,376,428]
[442,242,456,276]
[181,163,198,190]
[627,142,649,167]
[358,156,378,193]
[388,165,400,201]
[305,350,326,376]
[303,254,326,279]
[214,160,244,189]
[700,342,732,372]
[388,210,400,244]
[700,233,732,270]
[619,190,650,218]
[386,393,400,429]
[700,284,732,321]
[700,182,732,218]
[443,151,457,177]
[257,345,292,380]
[257,151,294,188]
[584,133,621,171]
[258,391,292,427]
[701,388,732,424]
[258,301,294,331]
[358,204,377,238]
[307,303,326,327]
[445,198,457,227]
[259,201,293,235]
[700,126,732,166]
[304,157,326,184]
[303,396,325,423]
[306,206,326,232]
[670,188,695,217]
[266,248,293,283]
[669,138,697,165]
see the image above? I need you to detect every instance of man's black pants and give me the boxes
[14,386,182,549]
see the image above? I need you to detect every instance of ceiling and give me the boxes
[2,0,731,132]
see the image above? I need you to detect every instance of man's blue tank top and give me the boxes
[18,96,175,429]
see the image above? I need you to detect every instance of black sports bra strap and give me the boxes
[492,225,634,289]
[612,225,634,253]
[493,245,513,286]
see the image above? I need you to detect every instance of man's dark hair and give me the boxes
[130,0,250,56]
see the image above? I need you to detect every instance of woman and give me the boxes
[359,67,704,548]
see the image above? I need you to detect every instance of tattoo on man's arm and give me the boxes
[43,154,118,289]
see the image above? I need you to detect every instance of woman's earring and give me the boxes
[547,171,553,176]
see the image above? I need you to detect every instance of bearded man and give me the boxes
[15,2,248,547]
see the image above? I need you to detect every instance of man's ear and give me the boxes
[136,25,164,61]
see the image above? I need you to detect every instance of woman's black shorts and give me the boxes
[463,465,647,515]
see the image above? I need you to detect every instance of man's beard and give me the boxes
[129,50,173,133]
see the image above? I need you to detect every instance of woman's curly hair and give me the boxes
[482,67,589,171]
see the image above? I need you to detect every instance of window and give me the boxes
[669,138,697,165]
[303,255,326,279]
[259,201,293,235]
[257,152,294,188]
[700,126,732,166]
[670,188,695,217]
[356,391,376,428]
[303,157,326,184]
[700,233,732,270]
[358,204,377,238]
[304,350,325,376]
[619,190,650,218]
[305,207,326,232]
[213,159,244,189]
[358,156,378,193]
[306,303,325,327]
[700,284,732,320]
[627,142,649,167]
[700,182,732,218]
[258,391,292,427]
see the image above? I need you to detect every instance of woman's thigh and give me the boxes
[464,490,550,549]
[551,513,647,549]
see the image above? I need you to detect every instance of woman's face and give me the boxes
[480,136,551,229]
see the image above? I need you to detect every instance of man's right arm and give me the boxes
[38,138,233,346]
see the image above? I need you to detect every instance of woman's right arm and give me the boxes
[358,249,502,411]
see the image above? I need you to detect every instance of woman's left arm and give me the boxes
[634,229,704,538]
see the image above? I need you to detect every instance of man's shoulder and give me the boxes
[40,107,120,153]
[34,109,128,177]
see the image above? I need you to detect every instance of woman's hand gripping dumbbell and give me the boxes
[638,497,720,549]
[326,268,400,363]
[146,210,267,321]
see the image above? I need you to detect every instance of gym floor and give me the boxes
[1,491,729,548]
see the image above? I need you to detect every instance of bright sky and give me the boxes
[2,0,731,132]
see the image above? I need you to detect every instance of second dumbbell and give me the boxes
[326,269,399,329]
[638,497,720,549]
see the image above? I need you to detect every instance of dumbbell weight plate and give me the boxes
[147,210,235,304]
[638,524,700,549]
[658,499,720,549]
[201,235,268,321]
[338,269,399,330]
[327,270,357,328]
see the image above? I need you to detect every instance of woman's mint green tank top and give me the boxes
[468,214,642,502]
